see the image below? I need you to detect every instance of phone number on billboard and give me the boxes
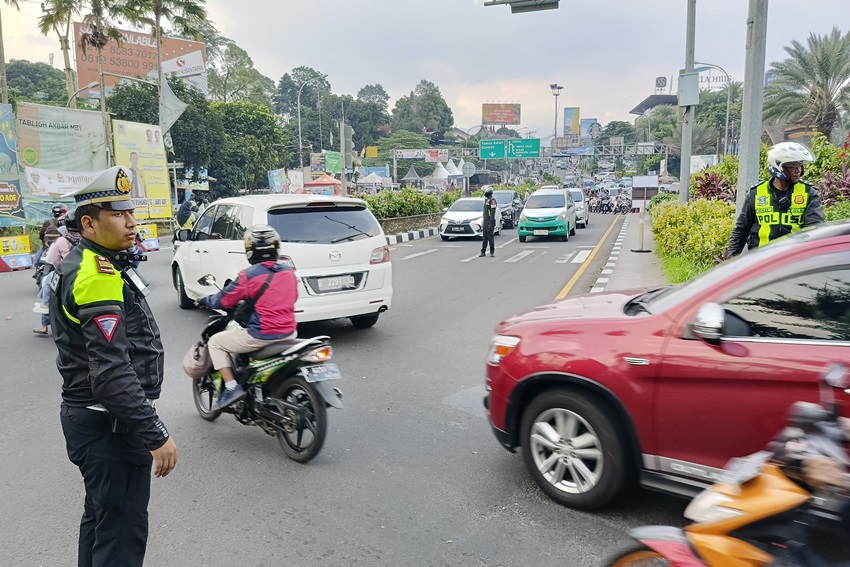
[80,53,156,71]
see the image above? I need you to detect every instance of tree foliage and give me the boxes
[390,80,453,134]
[6,59,67,104]
[208,43,274,105]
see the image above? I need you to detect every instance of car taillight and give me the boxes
[370,246,390,264]
[488,335,520,365]
[278,255,296,269]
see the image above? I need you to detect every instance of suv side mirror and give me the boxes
[691,302,725,346]
[176,229,191,242]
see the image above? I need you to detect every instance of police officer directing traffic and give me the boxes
[480,185,497,258]
[51,166,178,567]
[728,142,824,257]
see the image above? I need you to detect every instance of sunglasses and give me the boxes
[783,163,803,170]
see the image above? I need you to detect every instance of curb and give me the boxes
[385,227,438,246]
[590,214,629,293]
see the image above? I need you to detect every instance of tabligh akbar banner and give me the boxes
[0,104,24,227]
[112,119,173,220]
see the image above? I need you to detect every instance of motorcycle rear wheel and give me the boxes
[272,376,327,463]
[193,374,223,421]
[605,543,671,566]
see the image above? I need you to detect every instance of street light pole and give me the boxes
[695,61,732,155]
[66,82,101,107]
[297,76,322,169]
[679,0,697,203]
[550,84,563,140]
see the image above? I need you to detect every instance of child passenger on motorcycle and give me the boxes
[198,225,298,409]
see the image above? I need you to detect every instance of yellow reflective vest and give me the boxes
[754,181,809,247]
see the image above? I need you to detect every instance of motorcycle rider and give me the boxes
[197,225,298,409]
[34,203,67,266]
[728,142,824,257]
[479,186,497,258]
[33,208,82,336]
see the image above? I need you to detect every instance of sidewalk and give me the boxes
[589,213,668,293]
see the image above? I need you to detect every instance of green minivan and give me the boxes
[517,187,577,242]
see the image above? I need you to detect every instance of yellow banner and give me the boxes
[112,120,173,220]
[366,146,378,158]
[0,235,32,269]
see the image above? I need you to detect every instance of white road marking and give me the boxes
[401,249,439,260]
[496,237,517,248]
[572,249,591,263]
[505,250,534,263]
[556,252,576,264]
[460,254,482,263]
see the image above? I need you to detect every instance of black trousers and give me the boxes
[481,222,495,254]
[60,403,153,567]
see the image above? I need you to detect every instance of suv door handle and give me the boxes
[624,357,650,366]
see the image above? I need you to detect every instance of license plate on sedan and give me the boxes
[301,363,342,383]
[533,229,549,235]
[450,226,465,232]
[317,275,355,291]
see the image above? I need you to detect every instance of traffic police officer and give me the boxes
[51,166,178,567]
[728,142,824,257]
[480,185,497,257]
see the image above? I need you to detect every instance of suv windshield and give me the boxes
[526,193,565,209]
[450,199,483,212]
[569,190,583,203]
[493,192,514,205]
[266,205,381,244]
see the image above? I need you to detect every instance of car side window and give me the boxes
[229,205,252,241]
[192,207,217,241]
[209,205,234,240]
[721,269,850,341]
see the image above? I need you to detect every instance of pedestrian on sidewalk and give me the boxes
[480,186,497,258]
[727,142,824,257]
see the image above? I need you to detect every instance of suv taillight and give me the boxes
[370,246,390,264]
[278,255,296,269]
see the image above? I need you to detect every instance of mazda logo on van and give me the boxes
[329,251,341,261]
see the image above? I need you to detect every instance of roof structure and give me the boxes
[401,166,421,181]
[629,94,678,115]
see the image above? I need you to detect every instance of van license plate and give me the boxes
[317,275,355,291]
[533,230,549,235]
[301,364,342,383]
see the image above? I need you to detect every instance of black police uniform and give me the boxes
[51,167,169,567]
[480,195,497,256]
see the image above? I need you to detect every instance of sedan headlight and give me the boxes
[684,489,745,524]
[488,335,520,365]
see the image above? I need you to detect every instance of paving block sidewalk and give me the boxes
[590,213,668,293]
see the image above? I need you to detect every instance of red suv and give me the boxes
[484,223,850,510]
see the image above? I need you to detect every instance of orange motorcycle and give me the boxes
[606,367,850,567]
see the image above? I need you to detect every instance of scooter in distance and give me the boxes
[190,275,343,462]
[605,365,850,566]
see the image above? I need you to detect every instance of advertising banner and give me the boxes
[137,223,160,252]
[16,103,107,220]
[366,146,378,158]
[324,151,342,174]
[563,107,580,136]
[0,235,31,271]
[73,23,208,97]
[482,103,521,125]
[111,119,172,220]
[310,153,325,173]
[0,104,24,227]
[579,118,597,138]
[425,149,448,163]
[362,166,390,178]
[24,167,98,197]
[267,168,288,193]
[287,170,304,193]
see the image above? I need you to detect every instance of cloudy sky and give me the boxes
[2,0,844,139]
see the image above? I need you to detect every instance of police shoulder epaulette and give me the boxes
[94,255,115,274]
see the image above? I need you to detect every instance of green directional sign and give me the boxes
[479,139,505,159]
[506,138,541,159]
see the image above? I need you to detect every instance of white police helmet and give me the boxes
[766,142,814,180]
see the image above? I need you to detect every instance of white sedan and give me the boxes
[439,197,503,241]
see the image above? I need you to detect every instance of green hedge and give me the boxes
[361,188,441,219]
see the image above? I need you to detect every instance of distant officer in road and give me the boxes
[728,142,824,257]
[480,185,497,257]
[51,166,178,567]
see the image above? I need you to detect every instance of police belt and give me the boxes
[87,399,157,412]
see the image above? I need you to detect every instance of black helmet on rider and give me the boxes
[483,185,494,197]
[52,204,67,218]
[244,224,281,264]
[63,208,79,231]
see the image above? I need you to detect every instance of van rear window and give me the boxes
[267,206,381,244]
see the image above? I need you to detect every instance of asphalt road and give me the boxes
[1,216,686,566]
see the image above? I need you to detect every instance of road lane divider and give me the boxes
[497,237,517,248]
[504,250,534,263]
[401,249,439,261]
[554,214,621,301]
[571,249,591,264]
[556,252,576,264]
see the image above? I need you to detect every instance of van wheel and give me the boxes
[175,268,194,310]
[570,223,576,236]
[350,313,379,328]
[519,235,527,243]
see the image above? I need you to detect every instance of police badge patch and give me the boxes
[794,195,805,204]
[757,195,768,207]
[116,168,131,194]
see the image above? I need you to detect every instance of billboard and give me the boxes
[579,118,598,138]
[268,168,288,193]
[0,104,24,227]
[112,119,173,220]
[16,103,107,220]
[73,23,208,97]
[563,107,580,136]
[482,103,521,125]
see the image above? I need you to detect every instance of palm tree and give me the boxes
[763,27,850,140]
[38,0,84,107]
[0,0,20,104]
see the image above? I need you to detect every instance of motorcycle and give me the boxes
[600,197,613,214]
[191,275,343,463]
[605,365,850,566]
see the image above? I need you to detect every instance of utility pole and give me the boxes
[735,0,769,215]
[679,0,697,203]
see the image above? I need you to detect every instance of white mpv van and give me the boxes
[172,194,392,328]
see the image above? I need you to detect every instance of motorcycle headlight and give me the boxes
[488,335,520,365]
[302,346,333,363]
[683,489,744,524]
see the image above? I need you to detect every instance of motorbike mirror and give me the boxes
[691,303,725,346]
[824,364,849,389]
[198,274,216,286]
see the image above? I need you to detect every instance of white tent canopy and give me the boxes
[445,159,461,176]
[430,162,450,179]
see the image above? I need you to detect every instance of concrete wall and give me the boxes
[378,213,442,235]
